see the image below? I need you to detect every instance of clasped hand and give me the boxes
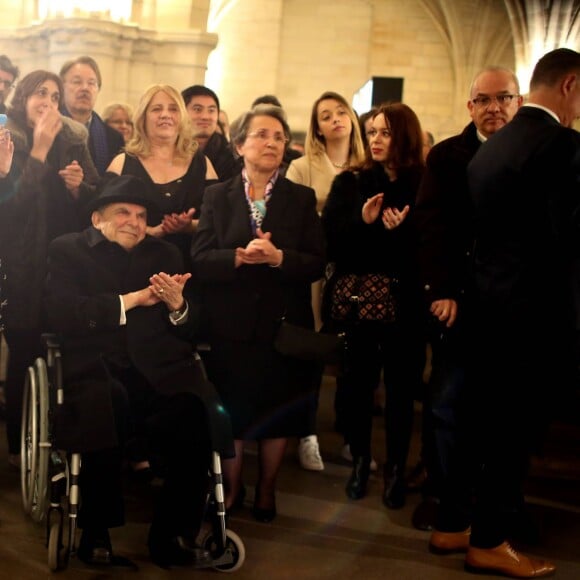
[148,208,197,238]
[161,208,197,234]
[235,228,281,267]
[362,193,410,230]
[132,272,191,311]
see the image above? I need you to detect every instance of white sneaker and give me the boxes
[341,444,378,472]
[298,435,324,471]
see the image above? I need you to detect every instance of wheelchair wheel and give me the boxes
[201,529,245,572]
[20,358,50,522]
[47,514,63,571]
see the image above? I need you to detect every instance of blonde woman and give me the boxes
[108,84,217,266]
[102,102,134,144]
[287,91,366,213]
[286,91,365,472]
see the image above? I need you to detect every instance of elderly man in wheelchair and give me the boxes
[42,174,234,569]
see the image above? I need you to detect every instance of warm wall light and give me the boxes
[38,0,132,22]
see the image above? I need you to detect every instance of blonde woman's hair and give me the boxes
[102,102,133,123]
[305,91,366,166]
[124,84,197,159]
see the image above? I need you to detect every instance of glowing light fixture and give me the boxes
[38,0,132,23]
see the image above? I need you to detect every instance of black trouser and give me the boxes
[421,322,470,498]
[342,321,425,469]
[299,361,325,437]
[79,368,211,540]
[3,327,42,454]
[436,313,565,548]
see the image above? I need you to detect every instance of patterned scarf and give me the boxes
[242,168,279,235]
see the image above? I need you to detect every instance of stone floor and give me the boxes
[0,376,579,579]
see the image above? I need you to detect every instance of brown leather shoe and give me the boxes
[429,527,470,554]
[465,542,556,578]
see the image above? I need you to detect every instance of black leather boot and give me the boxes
[382,465,405,509]
[345,457,371,500]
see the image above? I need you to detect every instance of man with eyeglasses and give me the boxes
[60,56,124,175]
[181,84,236,182]
[0,55,19,114]
[413,67,523,537]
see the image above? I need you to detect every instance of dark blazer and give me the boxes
[468,106,580,395]
[44,227,235,452]
[469,106,580,321]
[191,174,325,342]
[414,122,480,306]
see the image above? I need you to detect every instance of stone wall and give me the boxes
[209,0,516,141]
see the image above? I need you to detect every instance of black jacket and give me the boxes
[321,162,424,323]
[191,174,325,342]
[203,131,237,182]
[414,122,480,306]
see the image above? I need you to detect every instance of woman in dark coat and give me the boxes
[0,70,98,466]
[321,102,426,509]
[191,104,325,522]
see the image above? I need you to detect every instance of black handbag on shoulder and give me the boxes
[274,320,345,364]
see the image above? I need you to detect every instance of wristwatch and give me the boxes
[169,301,187,322]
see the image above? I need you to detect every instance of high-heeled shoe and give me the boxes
[345,457,370,500]
[252,487,277,523]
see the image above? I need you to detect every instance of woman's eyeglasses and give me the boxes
[247,130,289,144]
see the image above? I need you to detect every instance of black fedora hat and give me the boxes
[86,173,159,214]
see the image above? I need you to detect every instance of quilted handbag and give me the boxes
[330,273,398,323]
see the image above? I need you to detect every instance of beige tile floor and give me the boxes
[0,376,579,579]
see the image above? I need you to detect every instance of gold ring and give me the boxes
[158,288,164,294]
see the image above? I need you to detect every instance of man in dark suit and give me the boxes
[44,175,232,569]
[432,48,580,578]
[413,67,522,531]
[60,56,124,175]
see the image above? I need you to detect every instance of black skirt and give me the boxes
[203,339,316,439]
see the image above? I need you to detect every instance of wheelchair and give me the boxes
[20,334,245,573]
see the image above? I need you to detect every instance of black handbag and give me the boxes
[274,320,344,364]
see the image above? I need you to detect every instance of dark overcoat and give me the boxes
[468,105,580,417]
[414,122,480,306]
[44,228,232,453]
[190,174,325,437]
[191,174,325,342]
